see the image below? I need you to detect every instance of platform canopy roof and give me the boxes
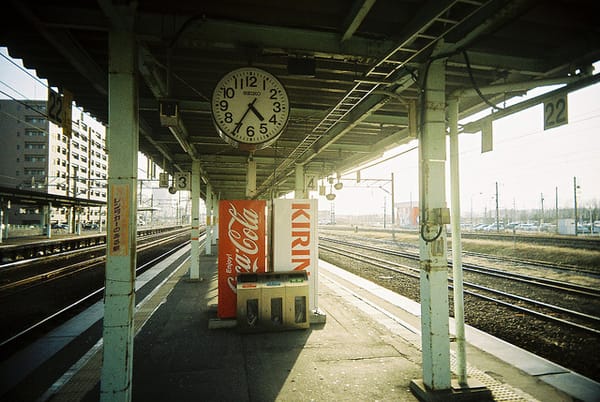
[2,0,599,199]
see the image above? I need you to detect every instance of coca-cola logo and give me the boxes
[226,203,261,293]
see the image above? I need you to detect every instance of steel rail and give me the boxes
[321,236,600,297]
[0,227,190,271]
[320,241,600,336]
[461,250,599,278]
[0,229,191,295]
[0,236,197,349]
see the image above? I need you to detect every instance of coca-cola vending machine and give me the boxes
[218,200,267,319]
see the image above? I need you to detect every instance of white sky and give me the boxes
[314,78,600,216]
[2,47,599,217]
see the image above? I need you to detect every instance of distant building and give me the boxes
[0,99,107,226]
[395,201,419,227]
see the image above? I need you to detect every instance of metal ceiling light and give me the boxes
[334,172,343,190]
[326,180,336,201]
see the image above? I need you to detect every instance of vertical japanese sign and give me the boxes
[218,200,266,318]
[108,184,130,256]
[272,199,318,311]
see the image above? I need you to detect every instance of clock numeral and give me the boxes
[246,125,255,137]
[260,123,268,134]
[219,100,228,111]
[273,102,281,113]
[269,88,277,99]
[224,112,233,123]
[234,75,258,89]
[223,87,234,99]
[269,114,277,124]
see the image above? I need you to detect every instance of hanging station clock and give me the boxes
[211,67,290,151]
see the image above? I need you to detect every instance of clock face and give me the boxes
[211,67,290,151]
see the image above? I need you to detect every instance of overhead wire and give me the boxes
[0,79,29,99]
[0,88,50,120]
[0,50,51,121]
[0,51,48,89]
[462,50,504,111]
[458,109,600,157]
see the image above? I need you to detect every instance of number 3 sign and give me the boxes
[174,172,191,191]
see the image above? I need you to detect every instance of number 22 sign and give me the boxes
[544,95,568,130]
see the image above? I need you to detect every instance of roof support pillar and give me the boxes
[413,55,451,391]
[1,203,8,241]
[45,203,52,239]
[246,157,257,198]
[449,97,467,385]
[205,184,213,255]
[190,160,201,280]
[294,164,307,199]
[100,28,138,402]
[213,195,219,244]
[0,202,5,243]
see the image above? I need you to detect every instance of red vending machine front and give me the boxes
[218,200,266,318]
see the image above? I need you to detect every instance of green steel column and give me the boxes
[449,97,467,385]
[100,29,138,402]
[205,184,212,255]
[246,157,257,198]
[190,161,201,280]
[417,56,451,390]
[213,195,219,243]
[2,204,8,240]
[46,203,52,239]
[0,203,4,243]
[295,164,307,198]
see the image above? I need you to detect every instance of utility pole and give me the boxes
[391,172,395,226]
[495,181,500,232]
[574,177,578,236]
[555,187,559,234]
[540,193,544,225]
[383,196,387,229]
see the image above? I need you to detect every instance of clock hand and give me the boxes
[248,102,264,121]
[233,97,257,134]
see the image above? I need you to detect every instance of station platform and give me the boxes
[2,243,599,401]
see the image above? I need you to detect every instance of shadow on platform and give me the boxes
[129,258,315,401]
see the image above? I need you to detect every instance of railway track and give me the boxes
[320,237,600,335]
[319,225,600,251]
[0,227,191,295]
[0,225,186,263]
[0,227,193,351]
[319,235,600,381]
[321,237,600,297]
[461,249,599,277]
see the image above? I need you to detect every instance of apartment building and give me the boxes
[0,99,107,226]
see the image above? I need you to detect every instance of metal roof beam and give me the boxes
[172,18,393,60]
[446,51,548,76]
[341,0,377,42]
[9,0,107,95]
[137,47,199,162]
[461,72,600,133]
[138,97,409,126]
